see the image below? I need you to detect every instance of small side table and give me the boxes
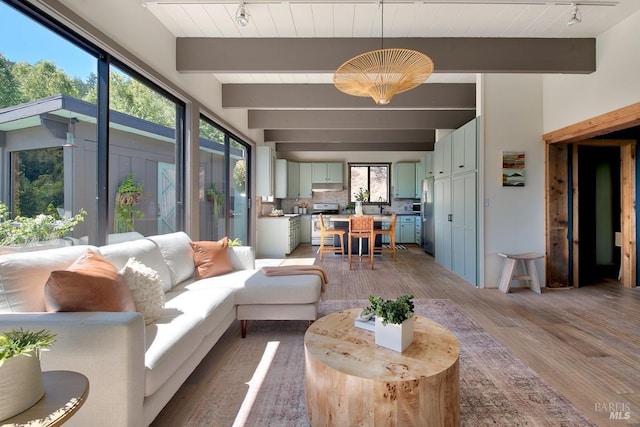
[1,370,89,426]
[498,252,544,294]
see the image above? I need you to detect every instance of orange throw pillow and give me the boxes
[45,249,136,312]
[190,237,233,279]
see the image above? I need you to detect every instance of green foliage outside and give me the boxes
[114,174,144,233]
[0,329,56,367]
[0,202,86,246]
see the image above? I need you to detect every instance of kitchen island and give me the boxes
[329,216,386,255]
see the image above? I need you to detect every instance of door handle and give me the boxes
[447,214,452,222]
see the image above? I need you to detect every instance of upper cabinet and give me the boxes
[452,119,477,174]
[434,133,452,178]
[256,146,274,197]
[287,161,300,198]
[275,159,288,199]
[393,162,417,199]
[299,163,313,198]
[423,152,434,178]
[312,162,343,183]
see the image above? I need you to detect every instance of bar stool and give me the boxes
[348,216,374,270]
[318,213,345,261]
[497,252,543,294]
[373,214,397,261]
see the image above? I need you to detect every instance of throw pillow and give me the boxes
[119,257,165,325]
[44,249,136,312]
[190,237,233,279]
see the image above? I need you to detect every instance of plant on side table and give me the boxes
[0,329,57,420]
[365,294,415,352]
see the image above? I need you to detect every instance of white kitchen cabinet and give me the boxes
[433,133,452,178]
[275,159,288,199]
[452,119,477,175]
[256,146,274,197]
[312,162,343,184]
[287,161,300,198]
[393,162,417,199]
[299,163,313,198]
[257,215,301,258]
[300,214,311,243]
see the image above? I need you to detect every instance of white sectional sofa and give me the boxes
[0,231,322,426]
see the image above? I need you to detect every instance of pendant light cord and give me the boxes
[380,0,384,50]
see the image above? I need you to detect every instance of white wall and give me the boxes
[543,9,640,132]
[481,74,546,287]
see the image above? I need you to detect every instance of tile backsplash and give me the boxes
[278,190,416,215]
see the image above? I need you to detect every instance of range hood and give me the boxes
[311,183,343,192]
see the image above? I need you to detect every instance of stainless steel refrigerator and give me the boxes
[421,178,435,255]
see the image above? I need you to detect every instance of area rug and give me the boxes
[185,299,596,426]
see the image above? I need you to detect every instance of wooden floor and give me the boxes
[153,244,640,426]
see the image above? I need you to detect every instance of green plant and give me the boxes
[114,174,144,233]
[365,295,415,325]
[0,329,56,367]
[206,184,225,220]
[0,202,86,246]
[232,160,246,194]
[354,187,370,203]
[228,237,242,246]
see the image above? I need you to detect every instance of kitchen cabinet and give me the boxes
[415,160,425,199]
[424,152,434,178]
[257,215,301,257]
[393,162,417,199]
[397,216,416,244]
[287,161,300,198]
[452,119,477,174]
[299,163,313,198]
[300,214,311,243]
[256,146,275,197]
[312,162,343,184]
[415,216,422,245]
[434,178,452,270]
[451,173,477,284]
[275,159,288,198]
[433,133,452,178]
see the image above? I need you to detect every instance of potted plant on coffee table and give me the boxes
[365,294,415,352]
[0,328,56,420]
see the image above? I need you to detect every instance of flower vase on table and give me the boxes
[355,201,363,216]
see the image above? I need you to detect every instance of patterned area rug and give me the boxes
[381,244,407,249]
[185,299,596,426]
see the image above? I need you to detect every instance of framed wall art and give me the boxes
[502,151,525,187]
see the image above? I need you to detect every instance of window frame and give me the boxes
[348,162,391,205]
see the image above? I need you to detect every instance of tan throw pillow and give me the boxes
[120,257,165,325]
[44,249,136,312]
[190,237,233,279]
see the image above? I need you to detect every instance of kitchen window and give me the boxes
[348,163,391,204]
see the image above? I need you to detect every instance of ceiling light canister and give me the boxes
[567,3,582,26]
[236,1,249,27]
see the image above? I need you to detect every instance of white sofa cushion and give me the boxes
[120,258,165,325]
[147,232,195,288]
[97,238,173,293]
[0,245,98,312]
[144,286,235,396]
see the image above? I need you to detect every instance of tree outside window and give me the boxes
[349,163,390,204]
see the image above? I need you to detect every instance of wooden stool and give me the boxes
[497,253,543,294]
[318,213,345,261]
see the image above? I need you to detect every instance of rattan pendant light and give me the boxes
[333,0,434,105]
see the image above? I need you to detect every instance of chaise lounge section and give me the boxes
[0,231,322,426]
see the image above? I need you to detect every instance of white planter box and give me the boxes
[0,355,45,420]
[375,317,414,352]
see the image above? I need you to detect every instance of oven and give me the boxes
[311,203,340,245]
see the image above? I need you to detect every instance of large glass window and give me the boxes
[198,117,250,245]
[0,1,186,248]
[349,163,391,204]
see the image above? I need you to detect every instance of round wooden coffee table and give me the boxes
[304,308,460,426]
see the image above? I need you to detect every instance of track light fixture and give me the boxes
[567,3,582,26]
[236,1,249,27]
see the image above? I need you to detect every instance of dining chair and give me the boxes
[318,213,345,261]
[373,213,397,261]
[348,215,374,270]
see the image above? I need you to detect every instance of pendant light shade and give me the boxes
[334,48,434,105]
